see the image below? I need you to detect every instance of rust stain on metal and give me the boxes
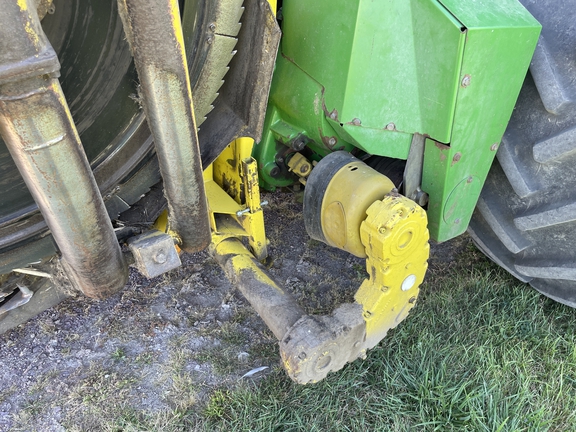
[433,141,450,162]
[346,118,361,126]
[434,141,450,151]
[451,152,462,166]
[319,129,338,150]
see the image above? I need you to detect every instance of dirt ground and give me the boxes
[0,191,470,431]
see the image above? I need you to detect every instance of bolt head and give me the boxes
[154,252,167,264]
[328,137,337,146]
[385,122,395,131]
[490,143,499,151]
[461,75,471,87]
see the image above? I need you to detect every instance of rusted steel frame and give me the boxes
[117,0,211,253]
[0,0,128,298]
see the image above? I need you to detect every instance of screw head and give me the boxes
[352,118,361,126]
[385,122,396,131]
[154,252,167,264]
[461,74,471,87]
[490,143,499,151]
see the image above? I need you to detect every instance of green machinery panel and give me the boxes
[254,0,540,242]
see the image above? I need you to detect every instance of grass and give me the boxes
[9,231,576,431]
[198,259,576,431]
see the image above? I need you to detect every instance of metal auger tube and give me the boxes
[210,235,367,384]
[0,0,128,298]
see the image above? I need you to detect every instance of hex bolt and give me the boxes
[490,143,499,151]
[385,122,396,131]
[292,138,306,151]
[329,110,338,120]
[300,164,309,174]
[461,74,471,87]
[209,23,216,31]
[269,165,280,177]
[352,118,361,126]
[409,296,417,304]
[452,152,462,163]
[236,208,250,217]
[206,36,214,44]
[328,137,337,146]
[154,251,167,264]
[236,200,268,218]
[467,176,473,183]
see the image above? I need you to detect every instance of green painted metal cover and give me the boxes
[256,0,540,242]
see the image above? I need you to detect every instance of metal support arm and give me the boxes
[117,0,211,253]
[0,0,128,298]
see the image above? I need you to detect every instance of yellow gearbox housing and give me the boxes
[304,151,429,350]
[355,193,429,348]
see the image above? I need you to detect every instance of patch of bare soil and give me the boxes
[0,191,473,431]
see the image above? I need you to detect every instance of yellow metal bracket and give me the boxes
[205,137,268,261]
[355,193,430,349]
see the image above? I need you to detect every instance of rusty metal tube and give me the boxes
[117,0,211,253]
[211,237,306,340]
[0,0,128,298]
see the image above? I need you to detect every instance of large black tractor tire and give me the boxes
[468,0,576,306]
[0,0,243,276]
